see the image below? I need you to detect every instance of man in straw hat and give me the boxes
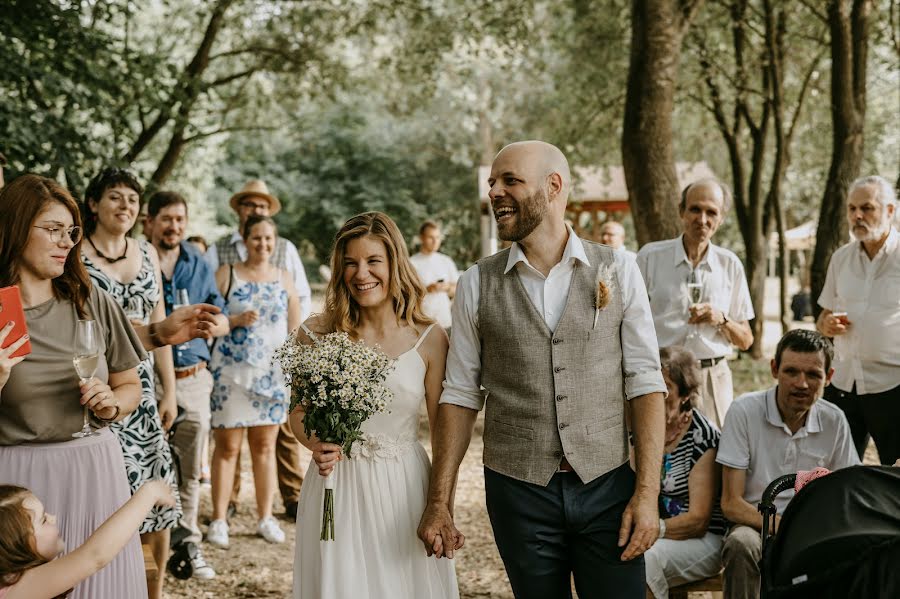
[206,179,312,520]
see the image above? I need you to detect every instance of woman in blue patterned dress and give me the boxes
[207,215,301,548]
[80,168,181,599]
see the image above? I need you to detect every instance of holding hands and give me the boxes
[418,502,465,559]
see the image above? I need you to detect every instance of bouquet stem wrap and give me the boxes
[321,471,335,541]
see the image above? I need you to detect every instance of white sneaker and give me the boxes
[257,516,285,544]
[191,549,216,579]
[206,519,229,549]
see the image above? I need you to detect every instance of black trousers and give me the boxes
[485,463,645,599]
[825,382,900,465]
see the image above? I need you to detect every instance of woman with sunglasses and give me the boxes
[80,167,182,599]
[0,174,147,597]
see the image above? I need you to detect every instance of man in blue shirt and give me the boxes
[147,190,229,580]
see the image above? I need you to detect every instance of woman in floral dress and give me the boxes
[207,215,301,547]
[80,167,181,599]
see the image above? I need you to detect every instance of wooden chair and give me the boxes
[670,573,723,599]
[142,543,158,590]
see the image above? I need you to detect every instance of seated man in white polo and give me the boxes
[717,329,859,599]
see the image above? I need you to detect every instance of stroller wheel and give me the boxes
[167,541,198,580]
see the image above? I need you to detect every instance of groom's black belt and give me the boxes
[698,356,726,368]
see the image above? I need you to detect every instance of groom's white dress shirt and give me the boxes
[440,228,665,411]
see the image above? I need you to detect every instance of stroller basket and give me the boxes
[757,465,900,599]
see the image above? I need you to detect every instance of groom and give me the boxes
[418,141,667,597]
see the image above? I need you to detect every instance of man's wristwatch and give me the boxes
[658,517,666,539]
[718,312,730,330]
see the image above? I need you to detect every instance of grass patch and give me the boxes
[730,356,772,396]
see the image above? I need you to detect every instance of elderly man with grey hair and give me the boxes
[816,174,900,465]
[637,180,754,429]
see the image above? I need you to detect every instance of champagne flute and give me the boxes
[72,319,100,438]
[686,271,704,343]
[172,289,191,350]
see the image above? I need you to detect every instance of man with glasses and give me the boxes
[205,179,312,520]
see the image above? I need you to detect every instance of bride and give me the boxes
[291,212,459,599]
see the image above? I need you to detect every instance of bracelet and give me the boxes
[148,322,164,349]
[658,517,667,539]
[95,403,121,423]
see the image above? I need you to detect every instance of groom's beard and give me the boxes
[496,188,548,242]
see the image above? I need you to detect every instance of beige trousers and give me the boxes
[162,368,213,545]
[697,358,733,429]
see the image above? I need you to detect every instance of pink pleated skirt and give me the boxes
[0,427,147,599]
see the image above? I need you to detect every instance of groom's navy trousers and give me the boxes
[485,463,645,599]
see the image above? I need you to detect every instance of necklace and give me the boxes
[88,236,129,263]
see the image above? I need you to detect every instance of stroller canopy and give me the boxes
[764,465,900,597]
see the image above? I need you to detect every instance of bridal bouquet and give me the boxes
[275,331,394,540]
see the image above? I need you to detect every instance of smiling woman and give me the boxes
[0,174,148,599]
[80,167,183,599]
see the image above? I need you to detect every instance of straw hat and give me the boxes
[229,179,281,215]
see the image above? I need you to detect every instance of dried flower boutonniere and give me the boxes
[593,263,616,329]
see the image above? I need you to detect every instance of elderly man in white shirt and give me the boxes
[637,180,754,429]
[418,141,667,598]
[816,175,900,465]
[717,329,859,599]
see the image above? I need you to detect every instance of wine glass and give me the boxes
[72,319,100,438]
[172,289,191,350]
[685,270,704,343]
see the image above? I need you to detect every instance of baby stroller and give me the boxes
[757,465,900,599]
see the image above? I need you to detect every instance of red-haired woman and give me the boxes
[0,174,147,598]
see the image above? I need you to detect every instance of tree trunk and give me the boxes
[810,0,870,315]
[622,0,705,245]
[122,0,234,165]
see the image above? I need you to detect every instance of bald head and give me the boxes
[494,140,571,203]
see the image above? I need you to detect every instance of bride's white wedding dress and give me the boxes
[293,324,459,599]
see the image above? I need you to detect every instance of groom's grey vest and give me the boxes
[478,240,628,486]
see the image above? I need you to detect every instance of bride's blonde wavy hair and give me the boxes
[323,212,433,334]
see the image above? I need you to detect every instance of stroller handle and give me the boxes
[759,473,798,514]
[758,473,797,546]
